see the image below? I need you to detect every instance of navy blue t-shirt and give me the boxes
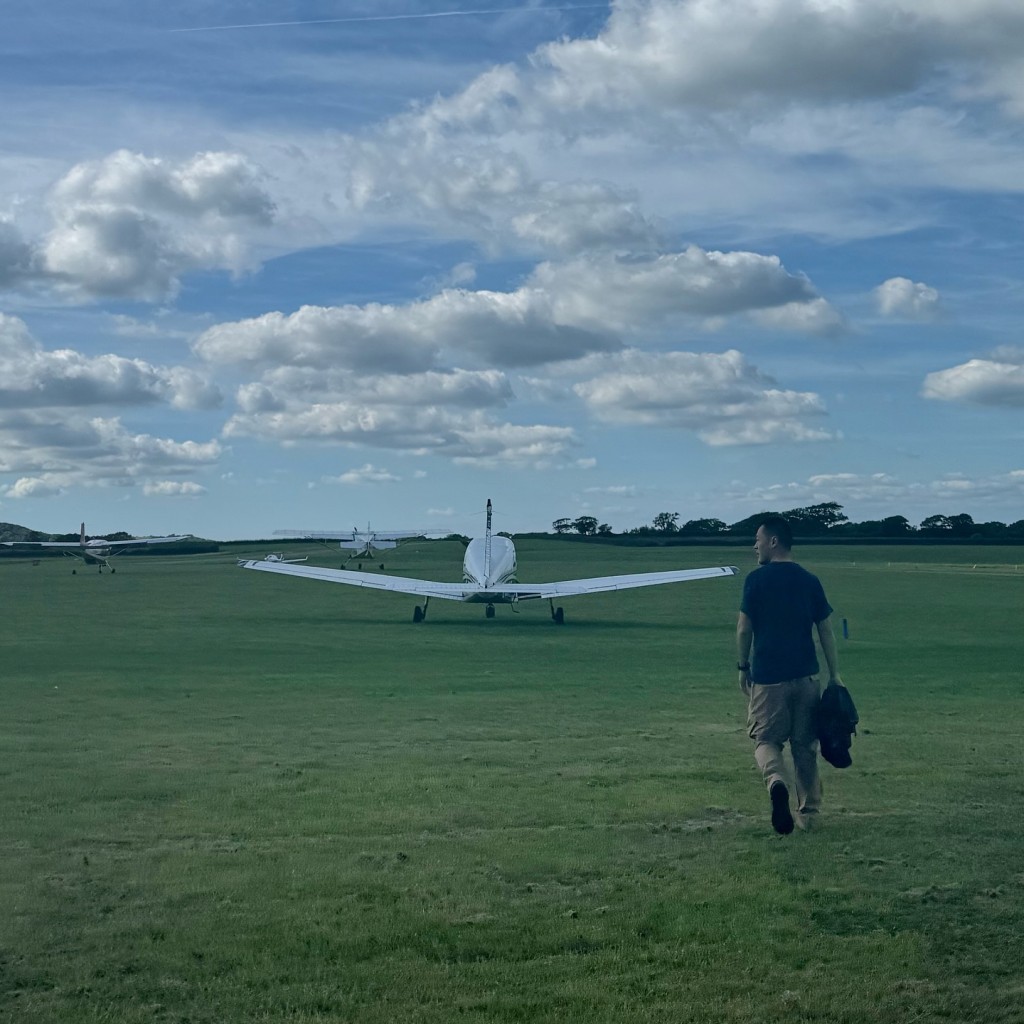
[740,561,833,685]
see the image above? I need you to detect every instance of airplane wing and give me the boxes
[274,530,426,540]
[276,531,356,541]
[2,540,79,548]
[97,535,190,546]
[481,565,738,600]
[238,559,481,600]
[238,559,737,601]
[2,535,189,548]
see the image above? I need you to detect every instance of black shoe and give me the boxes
[770,782,794,835]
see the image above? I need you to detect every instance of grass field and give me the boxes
[2,540,1023,1023]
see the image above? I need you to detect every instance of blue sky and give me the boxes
[2,0,1024,540]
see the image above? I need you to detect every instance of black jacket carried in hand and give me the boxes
[817,683,859,768]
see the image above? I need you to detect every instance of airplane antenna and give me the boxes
[484,499,492,582]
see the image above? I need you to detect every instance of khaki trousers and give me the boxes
[747,676,822,815]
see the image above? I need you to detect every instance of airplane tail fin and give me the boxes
[484,499,492,581]
[80,523,86,547]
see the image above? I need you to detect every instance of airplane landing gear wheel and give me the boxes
[553,607,564,625]
[485,604,495,619]
[413,606,425,623]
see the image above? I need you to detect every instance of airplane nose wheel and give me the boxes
[485,604,495,619]
[549,600,564,624]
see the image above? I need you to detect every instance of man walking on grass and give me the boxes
[736,516,844,834]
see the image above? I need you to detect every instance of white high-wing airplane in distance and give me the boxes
[274,524,434,564]
[240,501,737,623]
[2,523,191,573]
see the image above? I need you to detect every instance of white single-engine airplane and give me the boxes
[240,501,737,623]
[263,552,308,564]
[274,524,434,564]
[2,523,191,573]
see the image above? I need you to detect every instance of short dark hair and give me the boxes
[758,515,793,550]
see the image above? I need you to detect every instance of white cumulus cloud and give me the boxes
[0,413,223,494]
[573,348,834,446]
[143,480,207,497]
[330,463,401,485]
[346,127,659,255]
[195,289,616,372]
[875,277,941,319]
[922,357,1024,406]
[0,313,221,411]
[41,149,275,300]
[223,402,576,468]
[3,476,65,499]
[247,368,514,410]
[533,248,827,329]
[196,245,830,377]
[753,298,846,336]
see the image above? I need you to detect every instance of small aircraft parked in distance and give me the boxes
[240,501,737,623]
[274,523,441,567]
[2,523,191,573]
[263,552,308,564]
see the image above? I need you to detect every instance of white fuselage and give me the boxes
[339,533,399,556]
[462,535,518,603]
[79,541,113,565]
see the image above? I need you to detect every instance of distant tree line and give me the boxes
[552,502,1024,539]
[551,516,613,536]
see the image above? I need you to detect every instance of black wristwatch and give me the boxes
[737,662,751,672]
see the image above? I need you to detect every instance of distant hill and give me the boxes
[0,521,50,543]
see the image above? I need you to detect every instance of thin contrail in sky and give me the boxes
[169,5,608,33]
